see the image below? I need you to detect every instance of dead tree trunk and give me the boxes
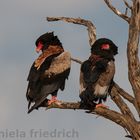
[41,0,140,139]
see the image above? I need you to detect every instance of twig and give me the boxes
[104,0,130,23]
[123,0,132,10]
[111,84,135,120]
[125,7,128,15]
[47,17,96,46]
[114,83,134,104]
[71,57,83,64]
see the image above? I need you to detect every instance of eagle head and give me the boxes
[91,38,118,59]
[35,32,63,53]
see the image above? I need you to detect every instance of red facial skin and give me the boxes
[101,44,110,50]
[36,42,43,53]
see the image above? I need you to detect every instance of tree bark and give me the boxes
[127,0,140,117]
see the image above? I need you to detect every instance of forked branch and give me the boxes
[123,0,132,10]
[104,0,130,23]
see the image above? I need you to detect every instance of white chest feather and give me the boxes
[94,84,109,96]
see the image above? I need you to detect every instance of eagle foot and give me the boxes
[48,96,60,105]
[95,103,109,108]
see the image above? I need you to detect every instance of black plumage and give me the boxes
[35,32,63,50]
[79,38,118,108]
[91,38,118,59]
[26,32,71,113]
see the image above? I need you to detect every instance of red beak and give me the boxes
[36,42,43,53]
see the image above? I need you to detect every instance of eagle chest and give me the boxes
[44,51,71,78]
[91,60,115,93]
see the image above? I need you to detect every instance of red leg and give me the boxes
[95,103,109,108]
[48,96,59,105]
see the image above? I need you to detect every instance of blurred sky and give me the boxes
[0,0,137,140]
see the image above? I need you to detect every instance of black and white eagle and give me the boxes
[79,38,118,108]
[26,32,71,113]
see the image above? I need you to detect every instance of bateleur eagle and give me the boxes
[26,32,71,113]
[79,38,118,108]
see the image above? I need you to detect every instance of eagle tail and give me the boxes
[28,101,32,110]
[27,94,47,113]
[80,88,96,108]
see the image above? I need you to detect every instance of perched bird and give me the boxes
[79,38,118,108]
[26,32,71,113]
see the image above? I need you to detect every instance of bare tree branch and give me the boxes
[71,57,82,64]
[111,84,136,120]
[104,0,130,23]
[113,83,140,115]
[123,0,132,10]
[47,17,96,46]
[114,83,134,104]
[40,100,127,128]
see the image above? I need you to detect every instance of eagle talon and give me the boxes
[48,100,61,106]
[95,103,109,108]
[47,96,59,105]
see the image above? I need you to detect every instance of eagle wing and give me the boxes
[93,60,115,97]
[44,51,71,80]
[80,59,115,104]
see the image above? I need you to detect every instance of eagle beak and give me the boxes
[36,47,41,53]
[36,42,43,53]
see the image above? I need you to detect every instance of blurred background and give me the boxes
[0,0,135,140]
